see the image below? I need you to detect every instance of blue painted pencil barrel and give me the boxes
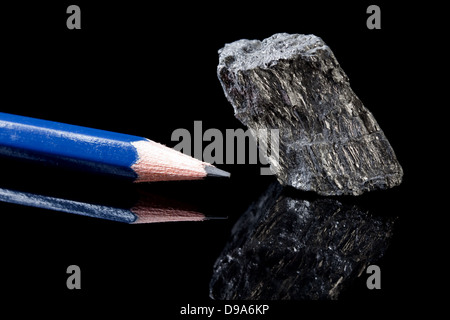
[0,112,145,180]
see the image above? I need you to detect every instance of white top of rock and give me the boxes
[218,33,330,71]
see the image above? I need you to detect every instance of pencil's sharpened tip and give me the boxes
[205,165,230,178]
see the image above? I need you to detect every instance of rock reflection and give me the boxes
[210,183,395,300]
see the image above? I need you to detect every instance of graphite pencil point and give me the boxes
[204,165,231,178]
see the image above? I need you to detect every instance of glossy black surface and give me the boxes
[0,1,437,317]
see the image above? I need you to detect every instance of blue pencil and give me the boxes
[0,112,230,182]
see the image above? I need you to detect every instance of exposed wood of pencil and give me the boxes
[132,139,230,182]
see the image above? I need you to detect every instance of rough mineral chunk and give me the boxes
[209,183,395,300]
[217,33,403,195]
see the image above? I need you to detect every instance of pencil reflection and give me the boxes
[0,183,205,224]
[210,183,395,300]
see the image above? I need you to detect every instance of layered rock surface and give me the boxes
[217,33,403,195]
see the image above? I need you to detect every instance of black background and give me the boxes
[0,1,441,318]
